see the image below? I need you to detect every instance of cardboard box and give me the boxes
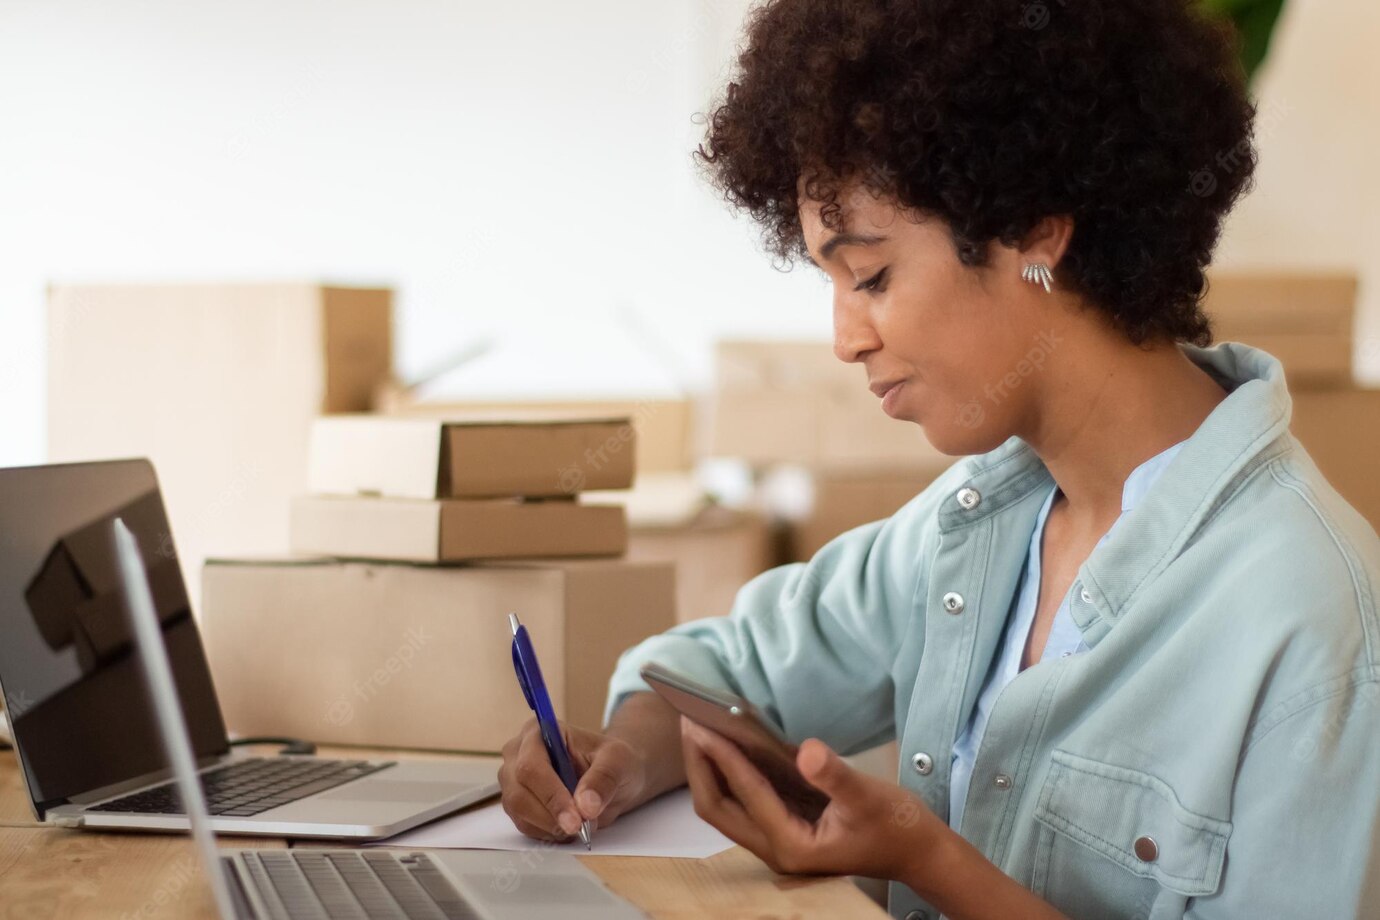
[711,340,946,468]
[308,415,635,499]
[382,396,697,474]
[201,557,675,752]
[289,495,628,562]
[790,465,950,561]
[1291,387,1380,533]
[47,283,393,599]
[624,507,779,623]
[1206,272,1357,386]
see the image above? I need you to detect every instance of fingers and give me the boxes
[681,719,820,872]
[796,738,866,802]
[498,719,582,838]
[573,742,635,826]
[680,717,775,859]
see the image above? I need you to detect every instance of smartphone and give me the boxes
[640,662,830,822]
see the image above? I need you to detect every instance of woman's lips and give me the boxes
[880,380,906,416]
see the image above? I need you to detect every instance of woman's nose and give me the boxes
[833,294,881,364]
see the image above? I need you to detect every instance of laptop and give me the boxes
[111,515,647,919]
[0,458,498,839]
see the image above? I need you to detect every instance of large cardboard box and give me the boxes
[711,340,946,469]
[1205,272,1357,386]
[382,395,696,475]
[1291,387,1380,533]
[289,495,628,562]
[308,416,636,499]
[47,283,393,599]
[624,508,779,623]
[201,557,675,752]
[790,464,951,562]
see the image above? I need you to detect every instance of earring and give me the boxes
[1022,263,1054,293]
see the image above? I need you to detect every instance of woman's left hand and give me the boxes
[679,716,943,882]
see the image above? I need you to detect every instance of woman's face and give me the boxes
[798,179,1065,456]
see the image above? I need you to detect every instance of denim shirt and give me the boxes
[605,342,1380,920]
[949,438,1185,836]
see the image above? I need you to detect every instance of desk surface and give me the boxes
[0,744,888,919]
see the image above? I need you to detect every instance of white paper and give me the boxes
[370,788,734,859]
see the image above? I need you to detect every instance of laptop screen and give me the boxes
[0,459,228,815]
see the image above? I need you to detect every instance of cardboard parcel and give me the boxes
[202,557,675,753]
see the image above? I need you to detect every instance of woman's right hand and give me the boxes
[498,717,648,841]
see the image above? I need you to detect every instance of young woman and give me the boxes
[498,2,1380,917]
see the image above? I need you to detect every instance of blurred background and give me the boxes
[1,0,1378,770]
[2,0,1378,595]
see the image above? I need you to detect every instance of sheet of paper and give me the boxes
[370,788,735,859]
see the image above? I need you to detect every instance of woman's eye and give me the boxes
[854,267,888,293]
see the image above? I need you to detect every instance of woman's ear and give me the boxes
[1019,215,1076,270]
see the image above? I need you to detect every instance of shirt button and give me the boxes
[1079,587,1092,603]
[994,773,1013,790]
[905,911,930,920]
[1060,650,1073,659]
[956,487,981,510]
[1134,835,1159,862]
[941,592,965,615]
[911,752,934,775]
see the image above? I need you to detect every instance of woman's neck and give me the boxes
[1021,328,1228,533]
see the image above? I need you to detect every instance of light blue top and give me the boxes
[948,439,1187,834]
[604,343,1380,920]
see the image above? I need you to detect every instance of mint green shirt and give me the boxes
[605,342,1380,920]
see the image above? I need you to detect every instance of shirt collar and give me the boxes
[937,341,1293,642]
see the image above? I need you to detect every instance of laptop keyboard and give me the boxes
[238,850,480,920]
[88,757,395,817]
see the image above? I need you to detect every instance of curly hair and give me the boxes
[694,0,1258,345]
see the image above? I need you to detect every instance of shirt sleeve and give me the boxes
[601,481,946,756]
[1185,676,1380,918]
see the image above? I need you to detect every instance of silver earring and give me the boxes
[1022,263,1054,293]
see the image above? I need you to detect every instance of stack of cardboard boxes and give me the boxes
[201,415,676,753]
[383,387,781,624]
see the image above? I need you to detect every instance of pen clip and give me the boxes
[511,631,537,711]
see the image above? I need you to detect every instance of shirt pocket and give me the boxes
[1030,750,1231,920]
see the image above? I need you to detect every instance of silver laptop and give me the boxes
[114,513,646,920]
[0,458,498,839]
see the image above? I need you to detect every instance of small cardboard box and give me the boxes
[201,557,675,752]
[711,340,945,468]
[1206,272,1357,386]
[289,495,628,562]
[47,283,393,600]
[1291,387,1380,533]
[308,416,636,500]
[380,396,697,474]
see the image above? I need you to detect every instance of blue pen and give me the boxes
[508,612,594,849]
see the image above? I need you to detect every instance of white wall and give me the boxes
[2,0,1376,468]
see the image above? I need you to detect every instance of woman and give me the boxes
[499,1,1380,917]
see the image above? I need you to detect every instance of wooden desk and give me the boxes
[0,746,888,919]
